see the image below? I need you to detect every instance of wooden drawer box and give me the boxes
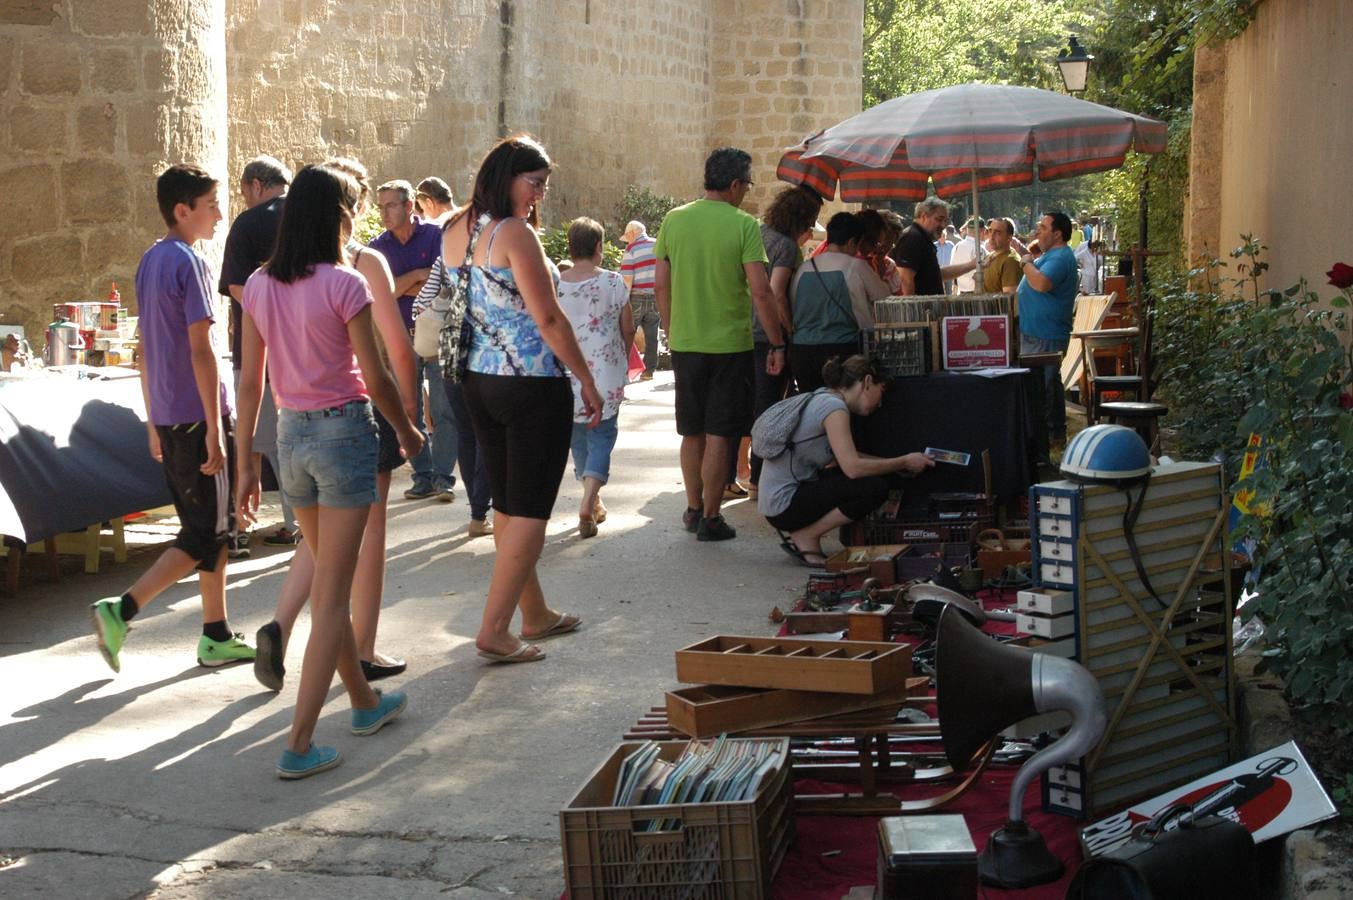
[826,544,908,582]
[675,635,912,695]
[665,682,920,738]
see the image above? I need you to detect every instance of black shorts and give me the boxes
[372,407,406,473]
[462,372,572,520]
[672,350,754,438]
[765,469,896,533]
[155,416,236,572]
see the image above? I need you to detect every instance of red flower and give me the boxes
[1328,262,1353,289]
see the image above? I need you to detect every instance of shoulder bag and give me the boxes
[435,213,490,383]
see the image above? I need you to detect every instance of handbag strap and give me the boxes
[808,258,857,327]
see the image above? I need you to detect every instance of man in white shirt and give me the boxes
[1074,240,1103,295]
[950,218,985,293]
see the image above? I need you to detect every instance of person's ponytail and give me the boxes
[821,354,884,391]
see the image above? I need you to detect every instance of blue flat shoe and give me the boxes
[351,688,408,736]
[277,744,341,780]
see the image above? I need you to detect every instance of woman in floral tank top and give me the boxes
[440,135,601,665]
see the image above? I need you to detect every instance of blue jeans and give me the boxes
[276,400,379,510]
[1020,334,1068,438]
[443,378,492,519]
[411,356,458,489]
[570,414,619,484]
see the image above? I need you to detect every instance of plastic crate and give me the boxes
[841,517,979,548]
[560,739,795,899]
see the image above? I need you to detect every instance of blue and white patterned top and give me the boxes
[465,221,565,378]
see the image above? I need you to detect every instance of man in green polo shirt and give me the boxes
[654,148,785,542]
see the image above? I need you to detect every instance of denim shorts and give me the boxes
[571,414,620,484]
[276,400,379,510]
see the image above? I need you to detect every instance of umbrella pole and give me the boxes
[971,170,984,291]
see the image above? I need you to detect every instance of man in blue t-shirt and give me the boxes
[1016,211,1079,442]
[369,179,455,501]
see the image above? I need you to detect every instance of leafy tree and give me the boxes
[863,0,1088,107]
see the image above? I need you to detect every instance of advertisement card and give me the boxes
[1079,741,1337,857]
[941,315,1010,369]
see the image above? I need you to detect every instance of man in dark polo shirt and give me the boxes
[218,154,293,553]
[890,196,976,296]
[369,179,452,501]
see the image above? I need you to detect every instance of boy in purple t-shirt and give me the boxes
[89,165,256,672]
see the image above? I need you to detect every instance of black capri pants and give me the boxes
[765,468,897,533]
[462,372,573,520]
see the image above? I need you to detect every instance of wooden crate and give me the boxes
[665,682,917,738]
[825,544,907,583]
[675,635,912,695]
[561,739,794,899]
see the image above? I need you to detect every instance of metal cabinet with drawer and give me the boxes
[1024,461,1238,818]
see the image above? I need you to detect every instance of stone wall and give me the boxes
[1186,0,1353,301]
[1,0,864,348]
[0,0,228,347]
[709,0,863,218]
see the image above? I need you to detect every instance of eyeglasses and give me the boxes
[377,201,405,213]
[521,175,549,195]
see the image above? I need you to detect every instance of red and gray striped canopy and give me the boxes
[777,83,1168,202]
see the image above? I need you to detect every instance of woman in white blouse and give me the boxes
[557,217,635,537]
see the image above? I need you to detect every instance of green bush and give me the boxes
[614,184,684,235]
[352,204,385,246]
[539,225,623,270]
[1154,239,1353,728]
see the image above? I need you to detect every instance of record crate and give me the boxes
[862,323,934,377]
[560,738,795,900]
[839,515,978,572]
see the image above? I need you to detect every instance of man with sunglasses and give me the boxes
[654,148,785,542]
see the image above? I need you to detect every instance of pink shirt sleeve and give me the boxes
[329,266,374,323]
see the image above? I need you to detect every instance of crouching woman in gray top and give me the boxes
[757,355,934,566]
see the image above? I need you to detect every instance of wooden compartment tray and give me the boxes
[675,635,912,695]
[665,682,919,738]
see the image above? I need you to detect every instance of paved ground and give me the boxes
[0,373,807,899]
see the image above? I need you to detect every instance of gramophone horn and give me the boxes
[936,607,1036,770]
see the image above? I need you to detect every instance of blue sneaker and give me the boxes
[277,744,342,780]
[351,688,407,735]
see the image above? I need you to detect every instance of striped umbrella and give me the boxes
[777,83,1167,204]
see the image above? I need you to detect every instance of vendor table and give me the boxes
[853,370,1037,501]
[0,371,170,546]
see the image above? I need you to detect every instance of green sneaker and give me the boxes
[197,632,256,667]
[90,598,128,673]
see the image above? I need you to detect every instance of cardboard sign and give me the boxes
[1079,741,1337,858]
[941,315,1009,369]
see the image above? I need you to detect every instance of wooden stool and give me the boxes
[1101,400,1168,453]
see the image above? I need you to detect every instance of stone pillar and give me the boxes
[1184,39,1228,271]
[0,0,228,347]
[709,0,863,216]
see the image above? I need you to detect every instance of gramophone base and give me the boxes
[978,820,1064,888]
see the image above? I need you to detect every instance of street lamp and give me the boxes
[1056,35,1094,94]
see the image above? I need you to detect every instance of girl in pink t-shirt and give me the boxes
[236,164,423,780]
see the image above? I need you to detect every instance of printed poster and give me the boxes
[942,315,1010,369]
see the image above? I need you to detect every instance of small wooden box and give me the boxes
[826,544,907,583]
[674,635,912,695]
[876,814,977,899]
[664,681,917,738]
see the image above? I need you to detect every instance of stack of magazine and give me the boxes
[611,736,783,816]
